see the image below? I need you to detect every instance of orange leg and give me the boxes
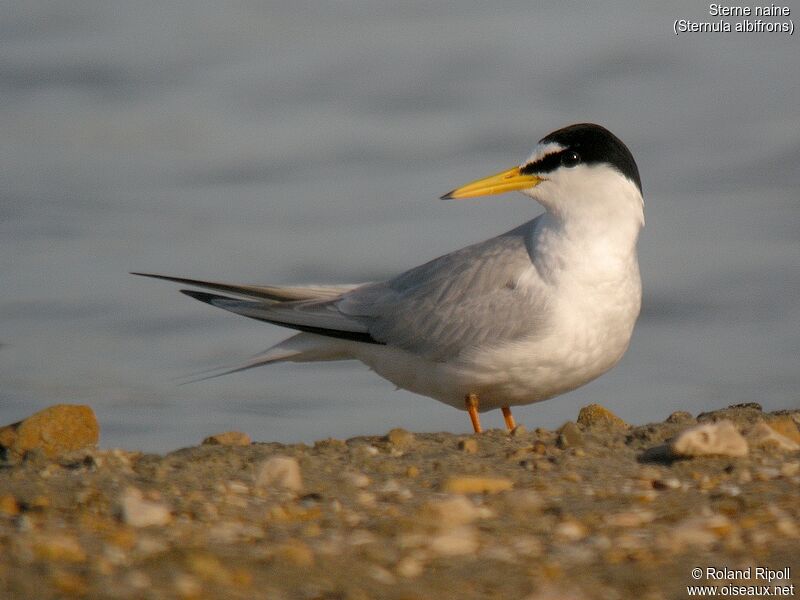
[465,393,482,434]
[501,406,516,431]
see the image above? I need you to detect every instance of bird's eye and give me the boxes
[561,151,581,167]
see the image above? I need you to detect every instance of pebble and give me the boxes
[747,422,800,452]
[556,422,584,448]
[254,456,303,493]
[604,509,656,528]
[33,534,87,563]
[173,573,202,599]
[418,495,482,528]
[276,540,314,567]
[201,431,251,446]
[665,411,694,424]
[0,404,99,459]
[0,494,20,516]
[385,428,415,449]
[342,471,371,488]
[504,489,544,512]
[119,487,172,528]
[458,438,479,454]
[554,520,587,542]
[428,526,480,556]
[670,420,748,458]
[442,476,514,495]
[669,514,732,549]
[396,555,425,579]
[576,404,629,429]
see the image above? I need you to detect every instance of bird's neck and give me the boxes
[531,203,642,285]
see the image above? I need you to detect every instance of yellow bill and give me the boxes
[440,166,541,200]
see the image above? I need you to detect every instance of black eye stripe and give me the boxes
[520,150,574,175]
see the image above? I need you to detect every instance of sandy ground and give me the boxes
[1,403,798,599]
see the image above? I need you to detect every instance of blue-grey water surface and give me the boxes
[2,2,798,452]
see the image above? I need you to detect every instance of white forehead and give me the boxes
[521,142,565,167]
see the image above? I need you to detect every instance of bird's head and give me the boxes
[441,123,644,226]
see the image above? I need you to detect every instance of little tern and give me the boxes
[135,123,644,433]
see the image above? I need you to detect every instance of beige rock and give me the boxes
[276,540,314,567]
[0,404,99,458]
[385,428,415,449]
[254,456,303,493]
[428,526,479,556]
[554,520,587,541]
[418,495,482,528]
[396,555,425,579]
[33,534,87,563]
[201,431,251,446]
[442,476,513,495]
[120,487,172,528]
[669,514,732,550]
[576,404,629,429]
[747,422,800,452]
[670,420,748,458]
[557,422,584,448]
[604,509,656,527]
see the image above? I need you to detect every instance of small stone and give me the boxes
[369,565,397,585]
[554,520,587,541]
[556,422,584,448]
[342,471,371,488]
[186,553,233,585]
[33,534,87,563]
[201,431,251,446]
[276,540,314,567]
[428,526,479,556]
[386,428,415,449]
[504,489,544,512]
[442,476,513,495]
[532,440,548,455]
[605,509,656,527]
[396,555,425,579]
[174,573,202,599]
[0,404,99,459]
[419,495,482,528]
[0,494,19,516]
[665,411,694,424]
[254,456,303,493]
[119,487,172,527]
[576,404,629,429]
[670,514,732,549]
[670,420,748,458]
[458,438,479,454]
[406,465,420,478]
[52,571,88,596]
[747,422,800,452]
[653,477,682,490]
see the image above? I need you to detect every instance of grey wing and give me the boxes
[337,218,553,361]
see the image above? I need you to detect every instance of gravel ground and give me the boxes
[1,403,798,600]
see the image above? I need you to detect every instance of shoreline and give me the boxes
[1,403,798,599]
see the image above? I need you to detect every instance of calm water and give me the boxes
[2,2,798,452]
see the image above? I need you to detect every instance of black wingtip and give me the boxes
[180,289,224,305]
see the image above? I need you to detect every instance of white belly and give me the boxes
[355,272,641,412]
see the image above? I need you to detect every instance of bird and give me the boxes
[134,123,644,434]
